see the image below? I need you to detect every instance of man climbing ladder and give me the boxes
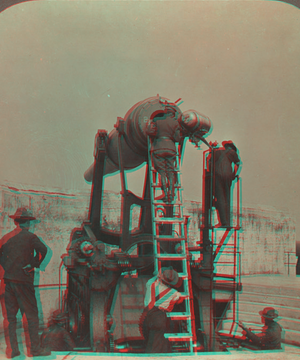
[142,131,196,353]
[146,108,182,203]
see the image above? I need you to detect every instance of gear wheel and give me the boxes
[75,239,94,257]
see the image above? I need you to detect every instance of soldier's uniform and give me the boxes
[140,267,183,353]
[239,307,282,350]
[41,311,75,351]
[206,141,240,227]
[147,113,182,202]
[0,208,50,358]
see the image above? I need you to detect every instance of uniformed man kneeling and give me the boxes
[41,310,75,352]
[238,307,282,350]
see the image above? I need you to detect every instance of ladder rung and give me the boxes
[155,236,186,241]
[152,184,182,189]
[150,170,181,175]
[164,333,193,340]
[156,254,187,260]
[154,217,185,223]
[153,200,182,205]
[177,273,189,279]
[188,246,201,251]
[153,201,182,206]
[166,312,191,319]
[150,167,181,174]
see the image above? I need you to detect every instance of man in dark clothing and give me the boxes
[238,307,282,350]
[140,267,185,353]
[212,141,240,227]
[146,109,182,203]
[41,310,75,352]
[0,207,50,358]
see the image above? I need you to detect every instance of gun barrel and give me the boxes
[84,96,211,183]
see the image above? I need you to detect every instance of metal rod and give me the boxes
[237,177,240,228]
[209,149,214,228]
[232,230,237,331]
[117,130,126,194]
[58,260,63,310]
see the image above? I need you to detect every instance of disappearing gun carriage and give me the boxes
[61,95,241,353]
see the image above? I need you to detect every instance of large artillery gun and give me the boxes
[60,95,238,353]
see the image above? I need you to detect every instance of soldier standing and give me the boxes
[0,207,51,358]
[213,141,241,227]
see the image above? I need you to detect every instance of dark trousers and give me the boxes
[215,175,232,226]
[141,306,171,353]
[152,150,176,176]
[4,280,40,353]
[238,339,281,351]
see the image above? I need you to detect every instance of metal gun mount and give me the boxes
[60,95,240,353]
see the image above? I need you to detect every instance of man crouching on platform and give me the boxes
[140,267,185,353]
[238,307,282,350]
[41,310,75,352]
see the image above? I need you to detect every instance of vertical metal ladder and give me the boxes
[148,138,196,353]
[201,148,242,339]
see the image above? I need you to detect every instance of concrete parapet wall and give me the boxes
[0,183,297,334]
[184,202,296,277]
[239,207,296,276]
[0,184,296,280]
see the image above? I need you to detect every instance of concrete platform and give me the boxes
[1,275,300,359]
[0,347,299,360]
[1,328,300,360]
[234,275,300,346]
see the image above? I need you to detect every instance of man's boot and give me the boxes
[168,173,176,203]
[6,349,20,359]
[6,320,20,359]
[161,175,169,203]
[161,185,168,203]
[30,347,51,357]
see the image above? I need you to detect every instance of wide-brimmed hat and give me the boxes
[9,207,36,221]
[222,140,237,152]
[259,307,279,319]
[51,310,68,322]
[159,267,181,288]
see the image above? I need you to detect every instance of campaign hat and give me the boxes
[9,207,36,221]
[159,267,181,288]
[259,307,279,319]
[222,140,237,152]
[51,310,68,323]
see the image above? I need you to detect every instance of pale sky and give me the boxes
[0,1,300,239]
